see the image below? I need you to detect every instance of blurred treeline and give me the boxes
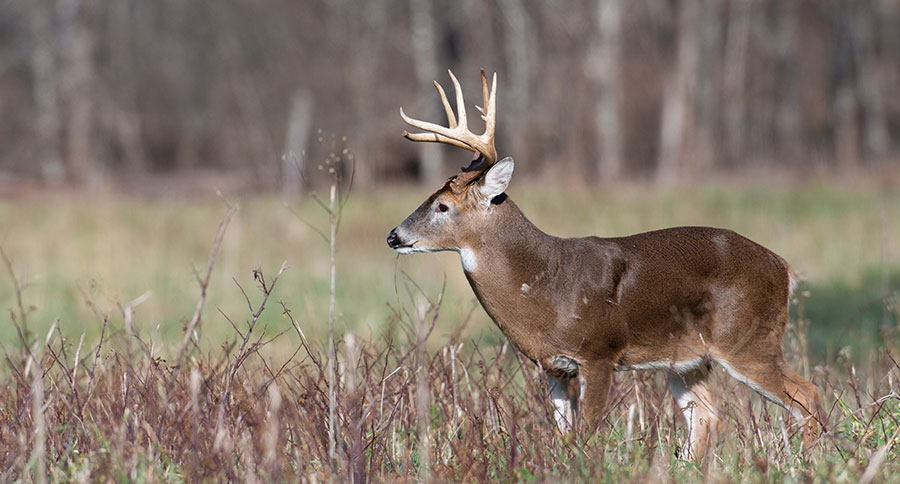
[1,0,898,191]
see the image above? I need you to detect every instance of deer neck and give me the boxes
[463,197,558,279]
[460,198,561,347]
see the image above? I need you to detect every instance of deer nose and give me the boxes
[386,229,401,249]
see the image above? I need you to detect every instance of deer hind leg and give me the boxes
[780,368,825,448]
[667,362,720,460]
[716,356,823,449]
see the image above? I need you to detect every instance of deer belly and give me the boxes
[614,357,707,373]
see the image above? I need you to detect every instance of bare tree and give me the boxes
[458,0,498,81]
[590,0,622,179]
[853,4,890,160]
[833,2,860,171]
[5,0,900,185]
[282,90,314,198]
[775,0,802,163]
[354,3,385,188]
[498,0,535,164]
[879,0,899,140]
[409,0,444,184]
[57,0,98,185]
[692,0,722,175]
[105,0,147,173]
[223,35,277,187]
[28,0,64,183]
[723,0,752,166]
[657,0,699,185]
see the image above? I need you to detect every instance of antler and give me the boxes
[401,69,498,168]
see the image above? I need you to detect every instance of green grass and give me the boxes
[1,179,897,362]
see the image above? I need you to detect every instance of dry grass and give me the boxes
[1,263,899,482]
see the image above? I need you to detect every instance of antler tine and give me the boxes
[480,69,489,114]
[432,80,457,129]
[473,72,496,134]
[485,72,497,143]
[473,72,497,149]
[400,108,477,151]
[401,100,471,151]
[447,70,467,130]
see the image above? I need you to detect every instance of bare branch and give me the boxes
[175,203,237,365]
[0,244,29,345]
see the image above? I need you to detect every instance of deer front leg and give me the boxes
[548,373,579,433]
[579,360,614,432]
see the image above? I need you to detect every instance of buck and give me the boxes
[386,70,825,459]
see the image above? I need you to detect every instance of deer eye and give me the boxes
[436,203,449,213]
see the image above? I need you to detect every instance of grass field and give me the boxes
[1,178,896,359]
[1,177,899,481]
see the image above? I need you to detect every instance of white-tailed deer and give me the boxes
[387,70,825,459]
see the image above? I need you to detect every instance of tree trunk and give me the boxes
[853,4,889,160]
[656,0,699,185]
[723,0,752,166]
[223,32,276,188]
[346,0,386,189]
[29,0,64,183]
[775,0,802,163]
[409,0,444,183]
[282,90,314,198]
[590,0,622,180]
[879,0,899,139]
[693,0,722,175]
[498,0,534,163]
[108,0,147,172]
[835,87,860,172]
[832,2,861,171]
[58,0,98,186]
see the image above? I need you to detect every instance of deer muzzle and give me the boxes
[386,229,402,249]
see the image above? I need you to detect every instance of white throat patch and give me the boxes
[457,247,478,272]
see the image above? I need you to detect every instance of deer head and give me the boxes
[387,70,513,266]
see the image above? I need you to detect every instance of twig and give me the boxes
[286,204,330,244]
[175,203,237,366]
[292,138,352,476]
[234,277,253,313]
[0,243,29,346]
[327,183,338,469]
[30,355,47,484]
[216,262,288,434]
[415,282,440,482]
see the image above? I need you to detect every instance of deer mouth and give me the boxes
[393,242,417,254]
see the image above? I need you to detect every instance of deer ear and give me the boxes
[479,157,514,200]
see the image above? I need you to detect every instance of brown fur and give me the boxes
[388,168,825,459]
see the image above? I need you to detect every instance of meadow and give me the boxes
[0,176,898,482]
